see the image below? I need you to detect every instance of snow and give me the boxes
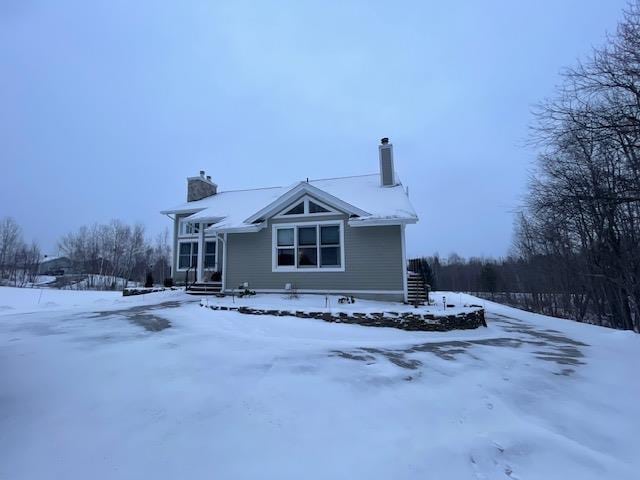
[0,287,639,479]
[200,292,479,317]
[161,173,417,231]
[68,274,140,290]
[0,286,182,315]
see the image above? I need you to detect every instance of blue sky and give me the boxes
[0,0,628,257]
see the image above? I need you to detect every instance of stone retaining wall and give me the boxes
[122,287,179,297]
[200,304,486,331]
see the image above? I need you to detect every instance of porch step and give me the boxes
[186,282,223,296]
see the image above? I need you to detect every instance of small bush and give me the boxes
[163,277,174,288]
[144,272,154,288]
[210,271,222,282]
[237,287,256,298]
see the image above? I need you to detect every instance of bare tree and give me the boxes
[515,2,640,331]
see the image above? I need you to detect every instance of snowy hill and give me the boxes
[0,287,638,479]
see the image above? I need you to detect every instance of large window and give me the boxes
[273,222,343,271]
[178,242,198,269]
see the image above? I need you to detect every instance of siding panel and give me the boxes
[225,215,403,297]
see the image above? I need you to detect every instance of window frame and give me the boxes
[177,239,219,272]
[178,219,214,237]
[177,240,199,271]
[204,240,217,271]
[273,195,338,219]
[272,220,345,272]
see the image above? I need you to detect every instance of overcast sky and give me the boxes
[0,0,628,258]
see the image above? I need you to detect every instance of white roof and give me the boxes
[160,173,418,232]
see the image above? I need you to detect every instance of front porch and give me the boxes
[186,281,223,295]
[176,219,227,293]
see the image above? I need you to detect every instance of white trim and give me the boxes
[273,195,339,219]
[348,217,418,227]
[160,207,204,215]
[205,222,266,234]
[178,218,218,238]
[196,225,205,282]
[244,182,369,224]
[224,289,404,295]
[271,219,345,273]
[401,224,408,303]
[221,233,228,292]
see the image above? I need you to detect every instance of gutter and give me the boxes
[348,217,418,227]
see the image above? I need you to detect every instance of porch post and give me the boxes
[221,233,228,292]
[401,224,408,303]
[196,223,205,282]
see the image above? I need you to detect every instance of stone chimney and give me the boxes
[187,170,217,202]
[378,137,397,187]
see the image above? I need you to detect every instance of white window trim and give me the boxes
[272,219,345,273]
[178,219,216,238]
[273,195,339,219]
[176,239,199,271]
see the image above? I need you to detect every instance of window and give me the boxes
[275,196,337,218]
[283,202,305,215]
[179,220,214,236]
[320,225,340,267]
[178,242,198,269]
[204,241,216,269]
[276,228,295,266]
[298,226,317,267]
[309,201,330,213]
[273,221,343,271]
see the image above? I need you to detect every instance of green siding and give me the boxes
[225,214,404,300]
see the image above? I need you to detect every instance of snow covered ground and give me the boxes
[201,292,479,316]
[0,287,638,480]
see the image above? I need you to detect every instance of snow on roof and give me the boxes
[160,174,418,232]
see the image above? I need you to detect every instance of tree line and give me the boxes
[0,217,41,287]
[0,216,172,290]
[412,2,640,332]
[57,220,171,289]
[409,254,607,324]
[514,2,640,331]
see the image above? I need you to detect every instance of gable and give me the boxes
[243,181,370,225]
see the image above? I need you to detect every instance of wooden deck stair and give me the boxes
[407,272,429,305]
[185,282,222,296]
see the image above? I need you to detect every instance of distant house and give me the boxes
[38,256,73,276]
[161,138,418,302]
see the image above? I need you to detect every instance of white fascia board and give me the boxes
[244,182,370,224]
[348,217,418,227]
[187,215,226,223]
[159,207,205,215]
[205,222,266,234]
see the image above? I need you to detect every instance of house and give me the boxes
[160,138,418,302]
[38,255,74,276]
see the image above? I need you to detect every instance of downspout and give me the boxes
[401,224,408,303]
